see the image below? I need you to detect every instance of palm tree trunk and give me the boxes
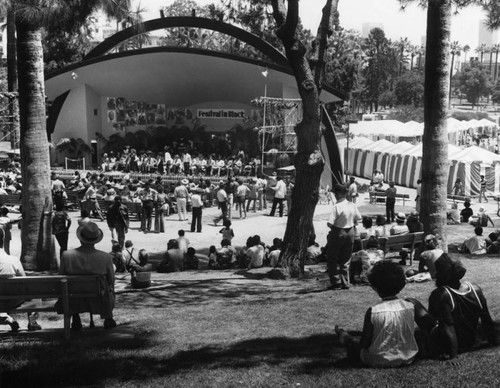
[421,0,450,248]
[495,52,499,82]
[16,22,55,270]
[7,8,19,150]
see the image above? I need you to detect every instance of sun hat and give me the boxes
[395,212,406,222]
[181,178,189,185]
[479,206,485,212]
[76,222,103,245]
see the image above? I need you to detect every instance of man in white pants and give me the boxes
[174,179,190,221]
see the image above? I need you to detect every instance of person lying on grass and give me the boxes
[335,260,421,367]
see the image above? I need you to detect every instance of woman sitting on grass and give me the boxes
[335,260,420,367]
[419,254,497,359]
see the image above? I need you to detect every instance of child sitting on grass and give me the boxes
[184,247,200,270]
[335,260,420,367]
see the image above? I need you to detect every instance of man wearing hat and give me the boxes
[174,179,190,221]
[106,196,129,249]
[60,222,116,330]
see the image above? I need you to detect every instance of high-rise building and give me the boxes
[361,22,384,38]
[478,19,498,46]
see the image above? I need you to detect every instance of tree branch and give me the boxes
[309,0,338,90]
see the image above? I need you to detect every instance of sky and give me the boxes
[134,0,496,49]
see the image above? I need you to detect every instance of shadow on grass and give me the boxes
[117,276,325,309]
[0,332,357,387]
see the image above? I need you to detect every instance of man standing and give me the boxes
[326,184,361,290]
[347,177,358,203]
[0,229,41,331]
[190,188,203,233]
[51,174,66,210]
[138,182,157,232]
[479,175,488,203]
[213,182,228,226]
[60,222,116,330]
[385,181,397,223]
[269,175,286,217]
[106,196,129,249]
[174,179,190,221]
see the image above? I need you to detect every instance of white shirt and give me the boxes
[0,249,25,277]
[273,180,287,199]
[328,198,362,228]
[191,194,203,208]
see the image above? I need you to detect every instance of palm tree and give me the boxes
[449,41,461,107]
[396,37,411,76]
[477,43,487,63]
[492,43,500,82]
[398,0,499,247]
[463,44,470,64]
[5,0,131,270]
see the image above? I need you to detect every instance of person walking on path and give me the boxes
[51,202,72,258]
[235,179,250,219]
[326,183,362,290]
[106,196,129,249]
[268,176,286,217]
[385,181,397,223]
[174,179,190,221]
[479,175,488,203]
[60,222,116,330]
[213,182,228,226]
[190,188,203,233]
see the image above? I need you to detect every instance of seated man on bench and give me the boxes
[0,229,41,332]
[60,222,117,330]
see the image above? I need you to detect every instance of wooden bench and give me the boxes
[0,275,102,339]
[0,193,22,207]
[96,199,143,220]
[447,194,473,204]
[362,232,424,266]
[372,192,410,206]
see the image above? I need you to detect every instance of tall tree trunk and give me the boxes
[448,53,454,108]
[7,8,19,151]
[495,52,499,82]
[421,0,450,248]
[16,22,55,270]
[271,0,336,277]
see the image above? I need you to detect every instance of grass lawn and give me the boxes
[1,223,500,387]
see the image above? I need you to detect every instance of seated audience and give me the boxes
[268,237,282,267]
[130,249,152,289]
[306,235,323,264]
[208,245,217,269]
[469,206,495,228]
[390,213,409,235]
[459,226,487,255]
[216,239,236,269]
[446,203,461,225]
[349,236,384,284]
[460,200,473,223]
[418,234,444,279]
[158,239,185,273]
[335,261,420,367]
[184,247,200,270]
[416,254,496,359]
[109,242,126,273]
[406,211,423,232]
[486,232,500,254]
[374,215,389,238]
[177,229,190,253]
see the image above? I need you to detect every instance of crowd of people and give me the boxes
[327,182,499,366]
[99,145,262,177]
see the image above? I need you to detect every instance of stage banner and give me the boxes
[197,109,246,119]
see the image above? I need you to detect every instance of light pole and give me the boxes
[345,118,358,182]
[260,68,268,174]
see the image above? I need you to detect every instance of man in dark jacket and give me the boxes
[106,196,129,249]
